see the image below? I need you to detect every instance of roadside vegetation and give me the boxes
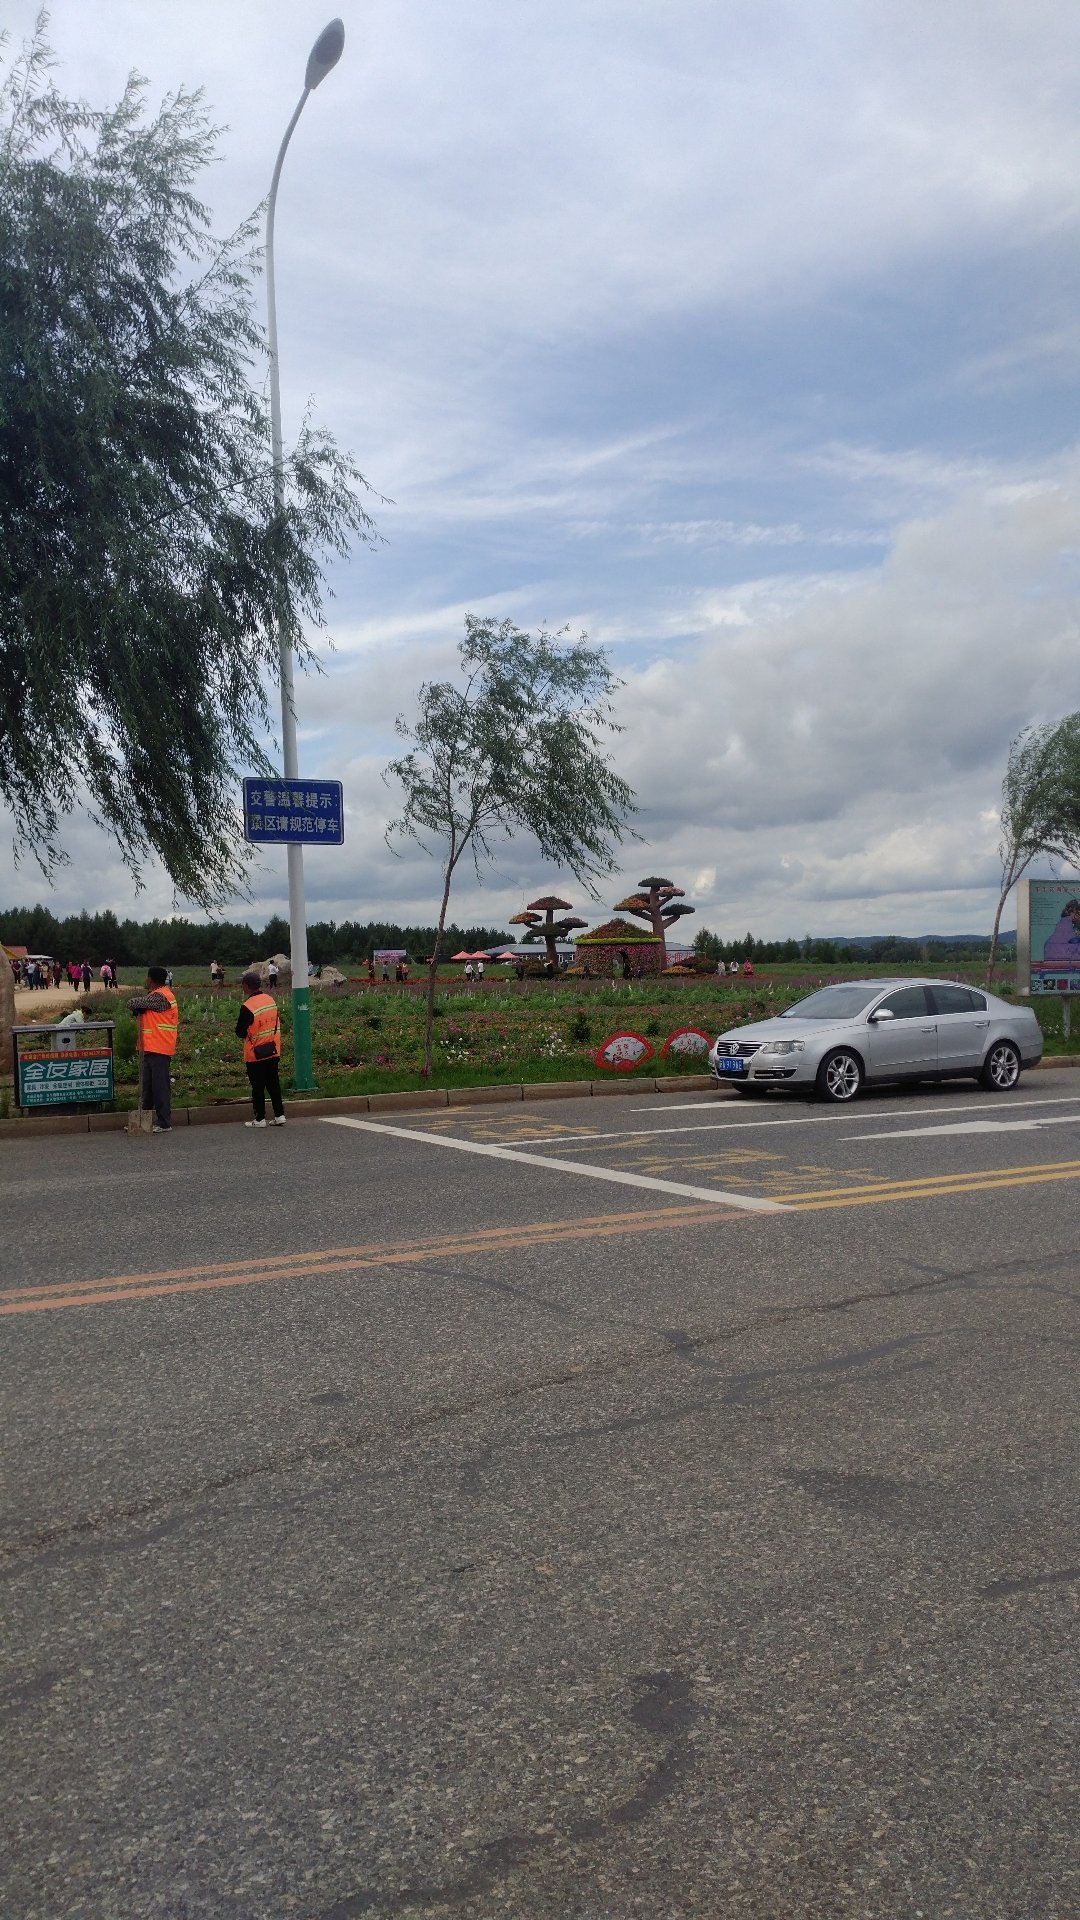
[12,958,1075,1116]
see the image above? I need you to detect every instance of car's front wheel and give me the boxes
[817,1048,864,1104]
[980,1039,1021,1091]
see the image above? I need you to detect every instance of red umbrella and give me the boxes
[450,950,473,962]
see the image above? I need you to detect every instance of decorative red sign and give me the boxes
[593,1031,654,1072]
[660,1026,711,1059]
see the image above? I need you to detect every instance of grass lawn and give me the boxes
[10,961,1074,1114]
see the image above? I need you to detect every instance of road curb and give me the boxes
[0,1073,717,1138]
[2,1058,1076,1140]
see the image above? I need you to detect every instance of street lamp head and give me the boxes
[305,19,345,91]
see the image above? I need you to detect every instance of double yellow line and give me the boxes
[8,1156,1079,1317]
[1,1201,739,1317]
[776,1155,1080,1211]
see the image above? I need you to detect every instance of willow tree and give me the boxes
[0,25,376,905]
[987,715,1080,983]
[386,616,636,1073]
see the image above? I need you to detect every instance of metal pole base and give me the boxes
[290,983,316,1092]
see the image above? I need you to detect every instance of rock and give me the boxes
[249,952,292,986]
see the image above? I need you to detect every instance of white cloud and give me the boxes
[6,3,1080,938]
[10,467,1079,939]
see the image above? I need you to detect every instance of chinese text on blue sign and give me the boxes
[243,779,344,846]
[17,1049,115,1109]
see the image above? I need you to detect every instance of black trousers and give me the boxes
[246,1059,284,1121]
[140,1051,172,1127]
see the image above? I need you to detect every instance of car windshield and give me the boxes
[780,985,884,1020]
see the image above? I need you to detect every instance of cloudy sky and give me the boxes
[6,0,1080,938]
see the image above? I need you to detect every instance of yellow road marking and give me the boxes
[780,1157,1080,1210]
[1,1202,749,1317]
[774,1154,1080,1200]
[11,1155,1078,1319]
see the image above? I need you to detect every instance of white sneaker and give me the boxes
[245,1118,267,1129]
[273,1114,287,1126]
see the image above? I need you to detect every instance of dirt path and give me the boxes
[13,986,112,1017]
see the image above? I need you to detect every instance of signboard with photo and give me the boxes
[1017,878,1080,996]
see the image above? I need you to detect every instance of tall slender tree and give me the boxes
[385,615,636,1073]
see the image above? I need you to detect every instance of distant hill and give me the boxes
[829,932,1014,948]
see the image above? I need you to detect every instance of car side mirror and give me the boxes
[869,1007,894,1022]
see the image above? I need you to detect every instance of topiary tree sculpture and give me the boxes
[510,895,589,971]
[613,877,695,966]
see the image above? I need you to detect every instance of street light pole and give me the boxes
[264,18,345,1093]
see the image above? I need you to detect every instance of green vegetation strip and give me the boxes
[5,968,1076,1123]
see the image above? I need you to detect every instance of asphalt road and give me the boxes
[3,1070,1079,1919]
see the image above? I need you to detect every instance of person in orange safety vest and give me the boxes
[126,965,179,1132]
[236,970,286,1128]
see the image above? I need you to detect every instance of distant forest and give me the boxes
[692,928,1013,966]
[2,904,1013,969]
[0,907,515,967]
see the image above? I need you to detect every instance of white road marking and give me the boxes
[321,1116,787,1212]
[499,1094,1080,1147]
[847,1114,1080,1141]
[642,1088,1080,1116]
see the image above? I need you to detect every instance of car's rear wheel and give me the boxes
[980,1039,1021,1091]
[817,1048,864,1104]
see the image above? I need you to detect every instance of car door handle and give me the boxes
[920,1026,936,1033]
[973,1020,988,1027]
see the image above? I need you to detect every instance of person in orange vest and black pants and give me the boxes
[127,965,179,1132]
[237,970,286,1129]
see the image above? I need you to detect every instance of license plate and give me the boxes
[716,1057,746,1073]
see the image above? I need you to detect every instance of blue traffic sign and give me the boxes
[243,778,344,845]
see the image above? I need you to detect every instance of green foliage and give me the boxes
[1000,715,1080,872]
[0,903,260,965]
[567,1009,591,1043]
[693,926,722,963]
[386,616,636,889]
[260,916,292,956]
[0,903,518,966]
[0,23,376,905]
[989,713,1080,978]
[385,613,637,1072]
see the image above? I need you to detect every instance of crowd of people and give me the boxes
[10,956,119,991]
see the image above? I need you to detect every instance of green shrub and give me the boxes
[567,1010,591,1044]
[112,1009,138,1077]
[79,990,123,1019]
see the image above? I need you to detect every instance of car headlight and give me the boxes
[758,1039,805,1055]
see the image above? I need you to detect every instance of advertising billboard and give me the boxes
[1016,878,1080,996]
[16,1047,115,1108]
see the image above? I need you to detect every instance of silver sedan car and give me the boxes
[708,978,1044,1104]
